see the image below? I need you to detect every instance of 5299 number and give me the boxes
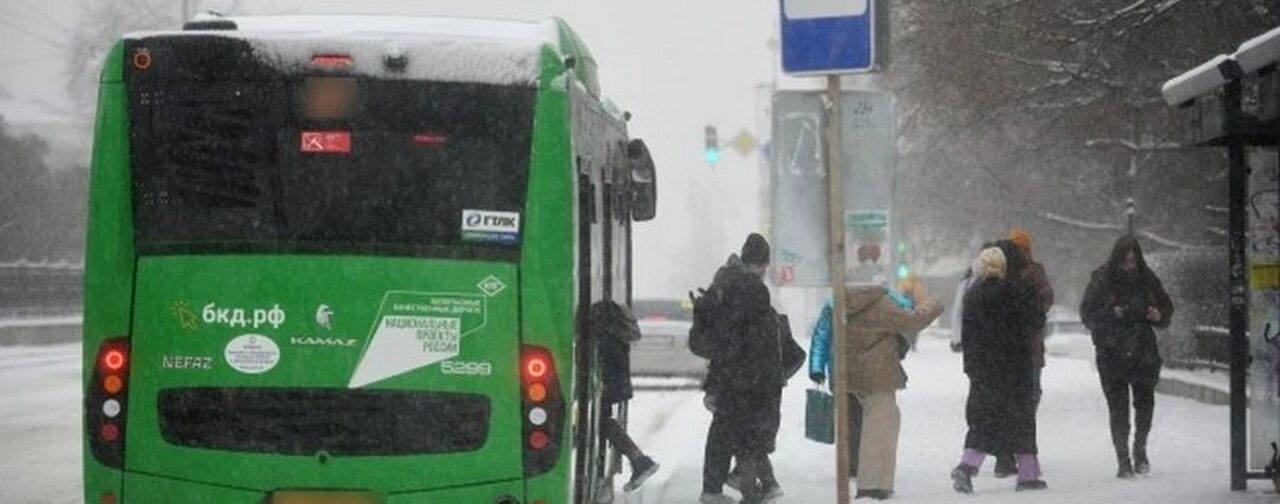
[441,361,493,376]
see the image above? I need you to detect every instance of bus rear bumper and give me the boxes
[120,471,527,503]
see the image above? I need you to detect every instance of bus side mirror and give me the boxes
[627,139,657,222]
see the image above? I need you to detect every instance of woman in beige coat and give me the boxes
[843,279,943,500]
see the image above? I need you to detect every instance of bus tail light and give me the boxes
[311,54,355,69]
[87,338,130,469]
[520,345,563,476]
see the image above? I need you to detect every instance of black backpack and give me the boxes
[688,286,727,359]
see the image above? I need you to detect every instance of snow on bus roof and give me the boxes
[223,15,559,43]
[124,15,564,86]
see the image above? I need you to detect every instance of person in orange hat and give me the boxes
[991,229,1054,478]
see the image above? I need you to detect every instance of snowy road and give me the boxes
[1,338,1275,503]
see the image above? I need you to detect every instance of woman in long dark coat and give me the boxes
[950,246,1048,493]
[1080,236,1174,478]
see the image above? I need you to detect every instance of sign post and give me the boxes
[780,1,884,502]
[823,74,851,504]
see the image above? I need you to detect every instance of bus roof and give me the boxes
[122,15,601,94]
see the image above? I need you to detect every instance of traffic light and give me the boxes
[703,125,720,165]
[895,240,909,279]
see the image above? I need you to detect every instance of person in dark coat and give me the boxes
[951,246,1048,494]
[1080,235,1174,478]
[592,300,660,494]
[992,232,1055,478]
[700,233,786,504]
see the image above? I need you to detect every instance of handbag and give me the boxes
[778,314,806,380]
[805,387,835,444]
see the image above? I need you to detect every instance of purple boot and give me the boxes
[1014,454,1048,491]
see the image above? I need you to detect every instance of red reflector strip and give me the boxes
[301,131,352,153]
[311,54,354,68]
[412,133,448,146]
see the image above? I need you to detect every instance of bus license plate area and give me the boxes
[273,491,378,504]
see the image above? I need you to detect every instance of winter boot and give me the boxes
[698,492,736,504]
[1116,456,1135,479]
[1133,446,1150,476]
[724,465,749,494]
[1014,454,1047,491]
[951,464,978,494]
[756,482,784,503]
[994,455,1017,479]
[854,489,893,500]
[623,456,659,492]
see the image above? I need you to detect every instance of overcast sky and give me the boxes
[0,0,831,298]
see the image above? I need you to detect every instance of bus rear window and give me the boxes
[157,388,491,456]
[129,72,535,260]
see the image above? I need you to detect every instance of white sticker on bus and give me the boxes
[461,209,520,243]
[224,334,281,374]
[349,291,487,388]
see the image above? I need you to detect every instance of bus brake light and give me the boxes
[102,349,126,372]
[526,358,548,379]
[311,54,355,68]
[522,347,553,382]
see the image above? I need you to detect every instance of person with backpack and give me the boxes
[1080,236,1173,478]
[589,300,660,496]
[695,233,796,504]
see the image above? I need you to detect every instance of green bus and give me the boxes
[83,15,657,504]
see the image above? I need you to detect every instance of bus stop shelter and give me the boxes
[1161,27,1280,491]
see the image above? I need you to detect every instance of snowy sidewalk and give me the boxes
[626,336,1277,503]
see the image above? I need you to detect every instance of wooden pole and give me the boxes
[825,74,851,503]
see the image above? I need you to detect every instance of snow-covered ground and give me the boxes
[1,343,81,504]
[1,338,1275,504]
[625,335,1277,503]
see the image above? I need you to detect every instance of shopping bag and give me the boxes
[805,387,835,444]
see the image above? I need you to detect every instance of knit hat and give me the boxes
[741,233,771,265]
[1008,228,1033,252]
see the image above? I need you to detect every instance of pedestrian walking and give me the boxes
[698,233,788,504]
[844,276,943,500]
[590,300,660,497]
[950,246,1049,494]
[1080,236,1174,478]
[992,231,1055,478]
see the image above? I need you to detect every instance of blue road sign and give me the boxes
[780,0,876,75]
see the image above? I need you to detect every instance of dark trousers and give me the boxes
[603,415,642,462]
[847,396,863,476]
[702,389,783,494]
[996,368,1041,467]
[1099,368,1158,459]
[703,407,735,493]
